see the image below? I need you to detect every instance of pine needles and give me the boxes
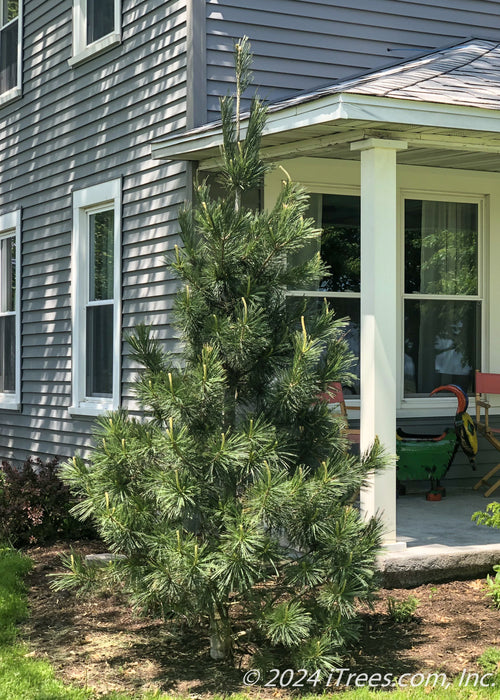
[56,37,388,671]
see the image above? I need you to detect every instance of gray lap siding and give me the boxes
[206,0,500,120]
[0,0,188,463]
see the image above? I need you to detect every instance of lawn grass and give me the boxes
[0,544,167,699]
[344,686,500,698]
[0,543,499,698]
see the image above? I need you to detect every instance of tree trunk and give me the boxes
[209,612,232,660]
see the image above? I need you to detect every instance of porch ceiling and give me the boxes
[155,118,500,173]
[211,121,500,173]
[264,121,500,173]
[151,38,500,173]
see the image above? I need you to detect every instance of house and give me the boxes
[2,1,500,547]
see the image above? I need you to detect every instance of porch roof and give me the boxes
[152,38,500,172]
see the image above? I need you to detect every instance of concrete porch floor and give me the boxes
[378,484,500,587]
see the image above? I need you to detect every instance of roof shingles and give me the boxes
[269,39,500,112]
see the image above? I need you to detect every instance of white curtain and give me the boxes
[416,201,477,393]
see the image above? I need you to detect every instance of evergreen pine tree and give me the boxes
[57,38,388,670]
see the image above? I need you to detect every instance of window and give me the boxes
[288,191,483,403]
[71,180,121,415]
[403,197,482,397]
[69,0,121,67]
[0,0,21,102]
[288,192,361,394]
[86,0,115,45]
[0,210,20,409]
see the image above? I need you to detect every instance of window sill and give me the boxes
[0,86,22,108]
[69,400,115,418]
[68,33,121,68]
[397,396,474,419]
[0,397,21,411]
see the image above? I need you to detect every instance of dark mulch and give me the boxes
[18,541,500,696]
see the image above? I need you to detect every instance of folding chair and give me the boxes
[319,382,360,447]
[473,370,500,497]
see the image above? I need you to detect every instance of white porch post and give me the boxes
[351,138,407,548]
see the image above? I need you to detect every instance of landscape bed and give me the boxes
[15,541,500,697]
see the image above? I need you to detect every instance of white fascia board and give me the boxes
[151,128,225,160]
[151,95,348,161]
[340,93,500,134]
[264,94,350,135]
[151,92,500,162]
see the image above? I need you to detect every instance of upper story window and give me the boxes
[69,0,121,67]
[0,0,22,104]
[71,180,121,416]
[0,210,20,410]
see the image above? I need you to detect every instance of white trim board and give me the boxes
[0,210,21,411]
[70,179,122,417]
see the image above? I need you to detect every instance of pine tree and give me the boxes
[57,38,388,670]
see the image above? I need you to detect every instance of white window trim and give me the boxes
[0,1,23,104]
[68,0,121,68]
[0,210,21,411]
[398,189,485,416]
[70,179,121,417]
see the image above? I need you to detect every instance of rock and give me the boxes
[84,552,125,567]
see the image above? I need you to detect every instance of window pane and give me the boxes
[329,296,360,395]
[87,0,115,44]
[9,237,15,312]
[0,18,17,94]
[405,200,478,295]
[404,299,481,396]
[287,194,320,290]
[1,236,15,313]
[320,194,360,293]
[4,0,18,22]
[0,314,15,393]
[286,295,360,395]
[289,194,360,292]
[89,210,114,302]
[86,304,113,397]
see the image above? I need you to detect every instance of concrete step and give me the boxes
[379,543,500,588]
[380,485,500,587]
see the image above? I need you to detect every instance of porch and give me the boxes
[382,483,500,586]
[152,38,500,551]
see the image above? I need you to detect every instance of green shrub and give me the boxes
[472,505,500,610]
[484,565,500,609]
[387,595,420,623]
[55,38,387,672]
[473,501,500,528]
[0,457,96,546]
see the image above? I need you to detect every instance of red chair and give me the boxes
[319,382,360,446]
[473,370,500,497]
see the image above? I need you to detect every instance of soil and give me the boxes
[19,540,500,697]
